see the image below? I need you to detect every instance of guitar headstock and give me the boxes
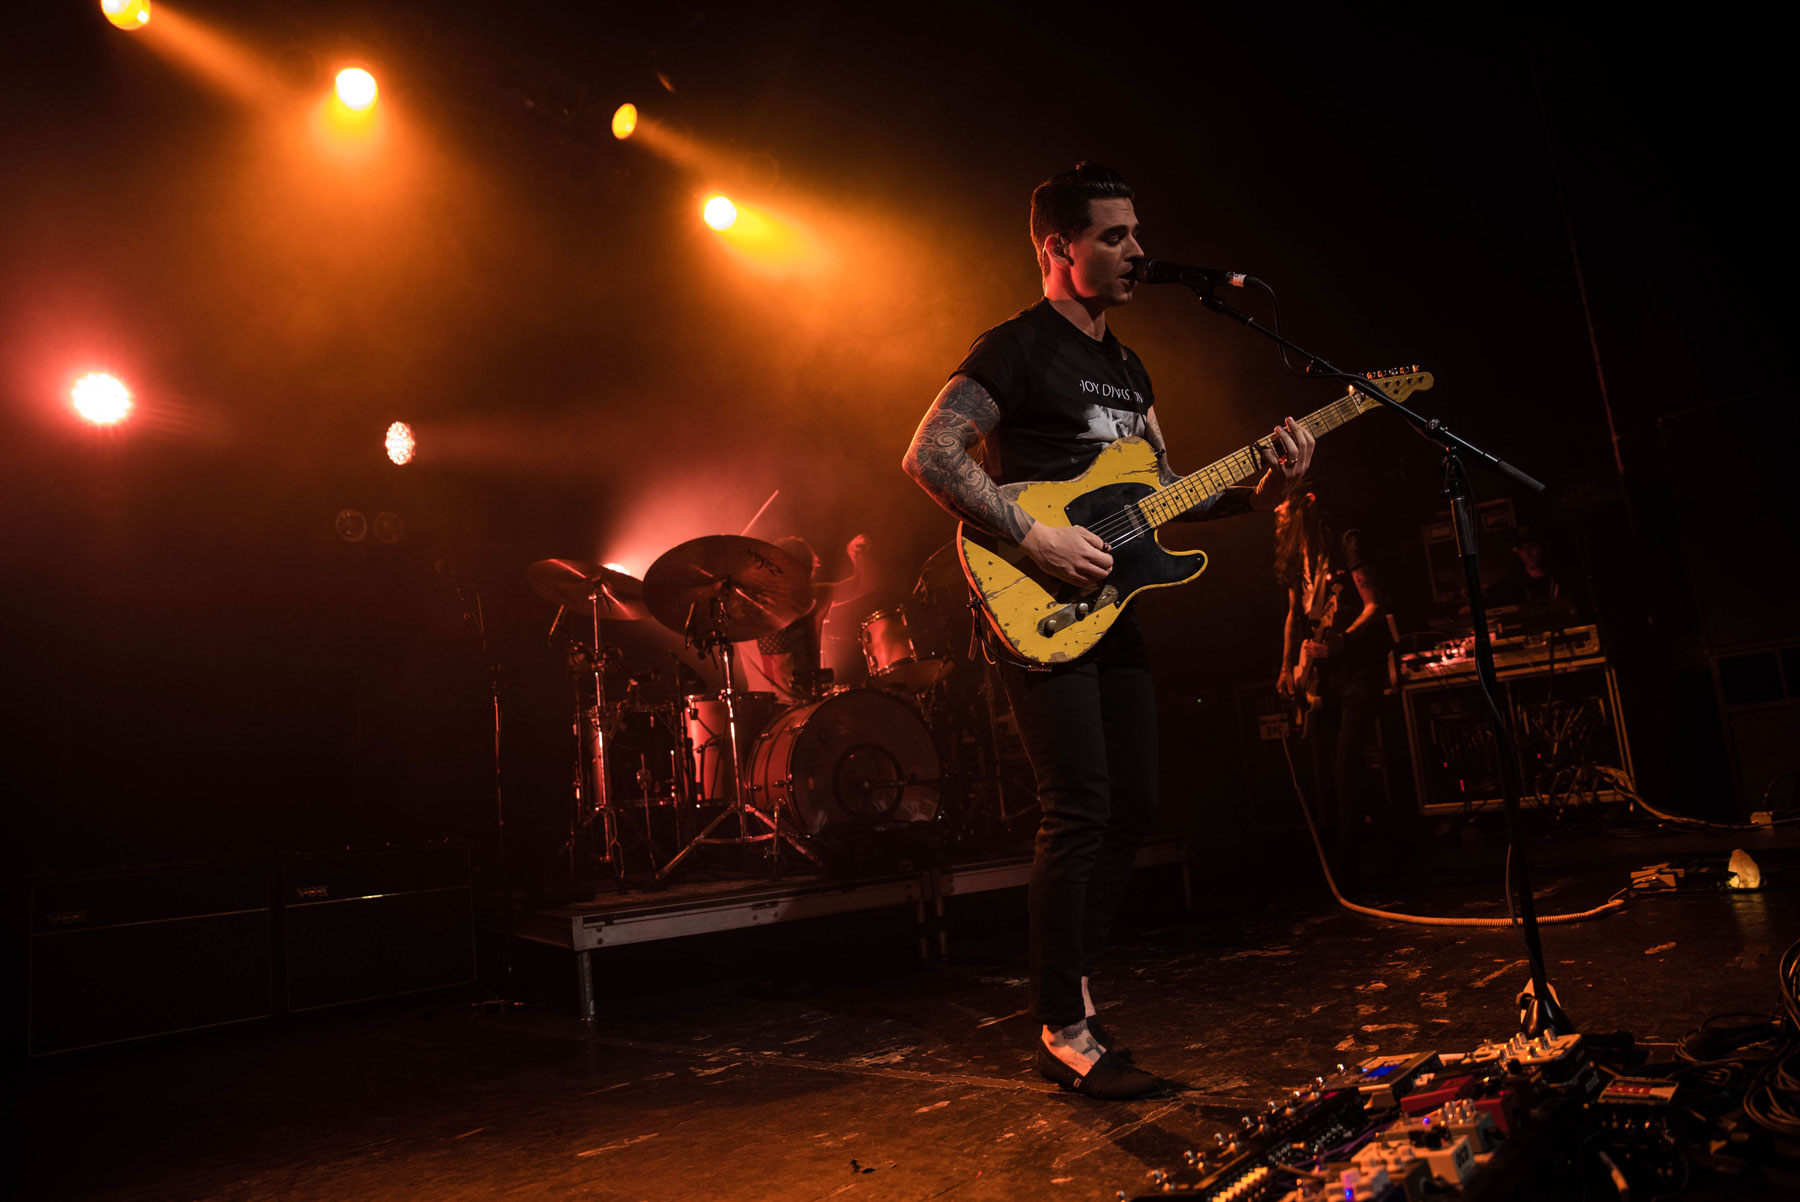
[1349,365,1434,411]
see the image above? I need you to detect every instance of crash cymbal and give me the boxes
[642,535,812,644]
[526,558,651,620]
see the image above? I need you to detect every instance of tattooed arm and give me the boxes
[901,375,1033,541]
[903,375,1112,586]
[1144,405,1255,521]
[1145,406,1313,521]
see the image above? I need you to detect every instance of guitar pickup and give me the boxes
[1038,586,1118,637]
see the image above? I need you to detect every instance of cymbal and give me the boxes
[526,558,651,620]
[642,535,812,643]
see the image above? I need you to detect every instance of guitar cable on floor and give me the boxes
[1278,735,1628,928]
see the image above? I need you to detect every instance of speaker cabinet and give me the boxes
[1712,645,1800,811]
[281,844,475,1012]
[27,862,274,1056]
[1402,659,1633,814]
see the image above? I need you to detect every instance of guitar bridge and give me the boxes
[1038,586,1119,637]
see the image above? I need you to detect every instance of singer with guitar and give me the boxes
[902,162,1314,1099]
[1274,486,1391,893]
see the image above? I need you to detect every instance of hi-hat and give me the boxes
[643,535,812,643]
[526,559,650,620]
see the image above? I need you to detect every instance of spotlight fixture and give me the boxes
[72,373,132,425]
[611,103,638,140]
[703,195,738,231]
[335,67,378,111]
[385,421,415,465]
[100,0,151,31]
[334,509,369,542]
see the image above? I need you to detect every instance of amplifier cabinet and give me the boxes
[1401,657,1634,815]
[281,844,476,1012]
[27,862,275,1056]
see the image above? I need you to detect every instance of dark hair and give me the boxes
[1273,486,1333,590]
[776,536,817,576]
[1029,162,1135,275]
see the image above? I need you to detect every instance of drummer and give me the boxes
[747,534,875,704]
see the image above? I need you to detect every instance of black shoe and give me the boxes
[1083,1016,1135,1062]
[1033,1045,1163,1100]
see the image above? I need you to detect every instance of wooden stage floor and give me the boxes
[16,822,1800,1201]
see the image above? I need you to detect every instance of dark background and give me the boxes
[3,2,1793,875]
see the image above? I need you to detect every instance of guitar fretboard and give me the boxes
[1135,392,1369,528]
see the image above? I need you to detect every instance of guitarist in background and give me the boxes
[902,162,1314,1099]
[1274,485,1391,893]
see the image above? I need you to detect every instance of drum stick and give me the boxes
[738,489,779,537]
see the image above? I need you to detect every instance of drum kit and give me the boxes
[528,533,1011,886]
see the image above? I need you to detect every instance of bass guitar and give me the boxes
[958,367,1432,665]
[1288,566,1342,739]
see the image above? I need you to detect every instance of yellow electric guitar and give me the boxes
[959,367,1433,665]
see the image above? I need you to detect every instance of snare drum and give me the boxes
[859,605,954,691]
[746,688,940,836]
[683,691,782,802]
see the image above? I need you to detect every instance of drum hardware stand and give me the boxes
[552,605,655,885]
[656,589,823,883]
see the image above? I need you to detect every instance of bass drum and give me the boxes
[747,688,940,837]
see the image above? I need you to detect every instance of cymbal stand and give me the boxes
[580,591,630,878]
[655,585,822,882]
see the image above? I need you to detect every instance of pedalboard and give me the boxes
[1124,1031,1597,1201]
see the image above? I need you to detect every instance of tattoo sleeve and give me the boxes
[1144,407,1178,487]
[1145,405,1259,522]
[1181,486,1258,521]
[902,376,1035,542]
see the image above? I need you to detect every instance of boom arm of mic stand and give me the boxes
[1185,283,1546,493]
[1185,279,1569,1035]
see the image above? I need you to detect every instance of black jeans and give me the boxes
[996,613,1158,1030]
[1308,683,1382,868]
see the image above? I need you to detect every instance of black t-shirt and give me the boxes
[1321,528,1388,691]
[952,299,1155,485]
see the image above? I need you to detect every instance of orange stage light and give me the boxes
[703,195,738,231]
[101,0,151,31]
[611,103,638,140]
[704,199,826,277]
[72,373,133,424]
[335,67,379,112]
[385,421,415,465]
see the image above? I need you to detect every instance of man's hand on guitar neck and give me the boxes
[1250,417,1316,512]
[1021,522,1113,587]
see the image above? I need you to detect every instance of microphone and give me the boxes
[1131,259,1255,289]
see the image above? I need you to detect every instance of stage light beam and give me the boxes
[703,195,738,231]
[335,67,378,112]
[385,421,415,465]
[101,0,151,30]
[72,373,132,424]
[611,103,638,140]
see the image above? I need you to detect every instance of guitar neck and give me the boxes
[1136,392,1367,529]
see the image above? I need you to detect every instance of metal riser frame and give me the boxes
[517,837,1191,1022]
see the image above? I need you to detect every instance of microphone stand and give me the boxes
[1179,282,1570,1036]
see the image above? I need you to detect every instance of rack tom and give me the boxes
[859,605,954,691]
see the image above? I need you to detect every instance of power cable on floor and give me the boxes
[1280,736,1628,927]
